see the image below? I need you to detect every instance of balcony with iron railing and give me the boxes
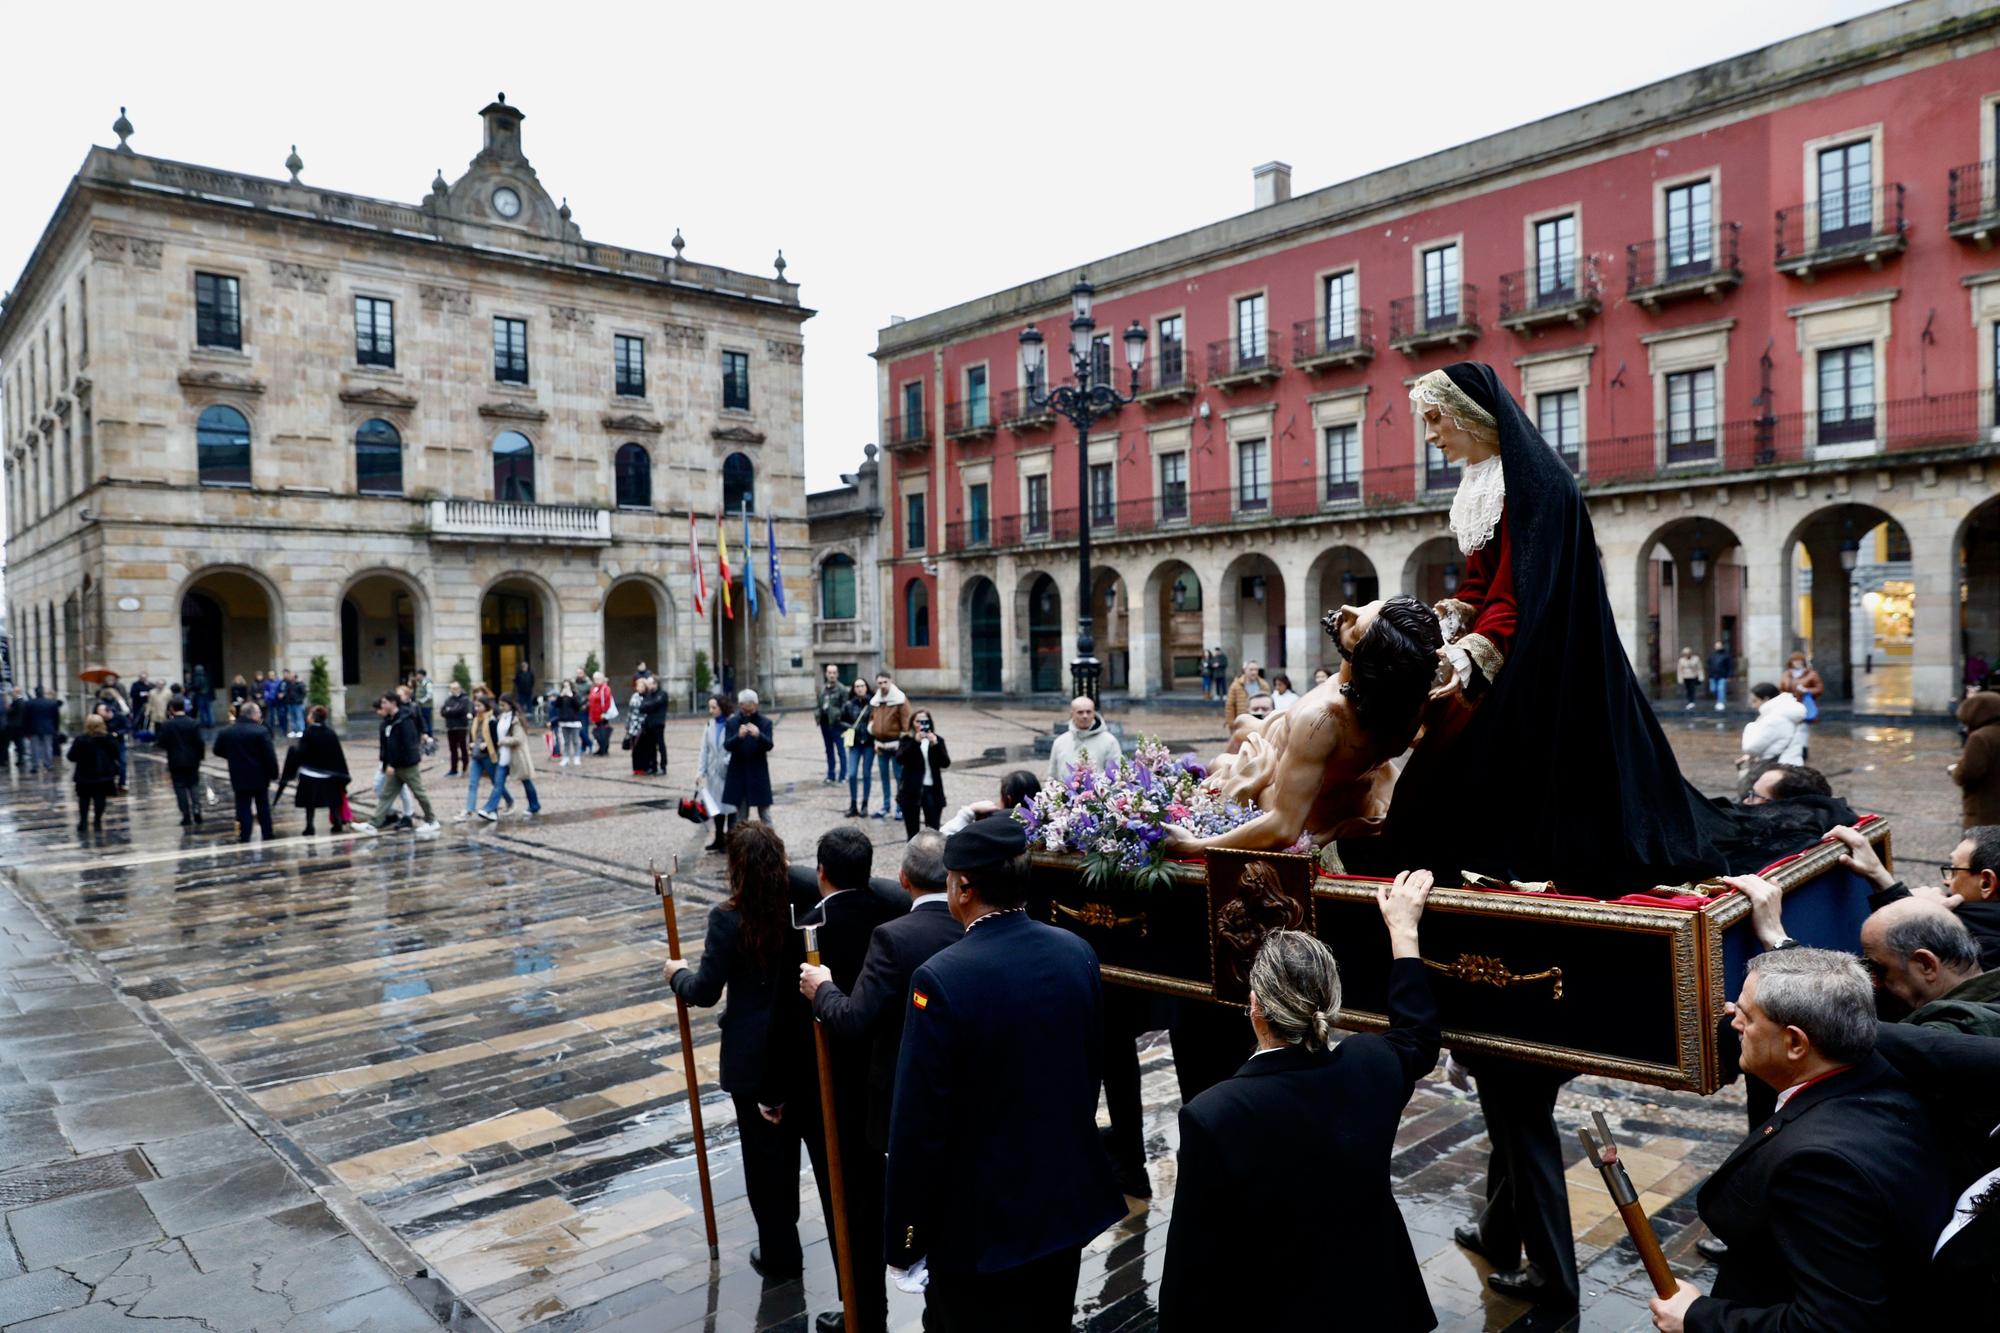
[1947,160,2000,247]
[998,385,1057,431]
[882,409,929,452]
[1135,347,1199,402]
[944,396,998,441]
[933,389,1987,555]
[1497,257,1601,331]
[1626,223,1743,309]
[1775,183,1907,277]
[1291,307,1376,374]
[1205,330,1286,391]
[429,498,613,545]
[1389,284,1480,352]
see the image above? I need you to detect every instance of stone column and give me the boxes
[1905,506,1959,714]
[1805,537,1850,702]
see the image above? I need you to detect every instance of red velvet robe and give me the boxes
[1456,511,1518,672]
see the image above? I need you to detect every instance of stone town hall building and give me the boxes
[877,0,2000,716]
[0,96,812,720]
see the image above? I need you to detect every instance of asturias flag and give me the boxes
[687,512,706,617]
[743,502,759,618]
[715,512,734,620]
[767,512,787,616]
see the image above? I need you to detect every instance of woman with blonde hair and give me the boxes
[67,715,121,835]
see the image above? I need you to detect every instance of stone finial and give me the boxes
[774,249,788,279]
[285,145,304,184]
[112,106,134,154]
[558,197,572,223]
[431,167,448,196]
[671,228,685,260]
[863,443,879,463]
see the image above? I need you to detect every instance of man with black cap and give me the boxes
[883,813,1124,1331]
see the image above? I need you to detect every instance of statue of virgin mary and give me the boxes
[1340,362,1842,896]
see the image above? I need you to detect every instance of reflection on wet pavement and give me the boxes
[0,703,1974,1331]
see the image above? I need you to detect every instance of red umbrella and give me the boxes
[79,665,119,685]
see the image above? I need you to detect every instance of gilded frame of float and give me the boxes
[1031,818,1892,1095]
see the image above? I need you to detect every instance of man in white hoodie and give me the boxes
[1049,696,1122,785]
[1739,681,1808,768]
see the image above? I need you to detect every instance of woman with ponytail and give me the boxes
[1158,869,1442,1332]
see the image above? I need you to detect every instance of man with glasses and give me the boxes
[1828,824,2000,971]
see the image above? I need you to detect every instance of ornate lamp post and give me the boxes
[1020,277,1147,704]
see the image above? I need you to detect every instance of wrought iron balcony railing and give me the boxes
[1775,183,1908,275]
[882,410,928,450]
[932,389,1984,555]
[1136,347,1198,399]
[1388,284,1480,350]
[1205,330,1286,389]
[1947,160,2000,244]
[1496,257,1601,329]
[944,397,997,439]
[1626,223,1743,308]
[998,386,1056,430]
[1290,308,1376,372]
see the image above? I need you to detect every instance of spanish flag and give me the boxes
[716,512,734,620]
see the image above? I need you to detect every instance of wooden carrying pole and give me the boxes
[800,915,860,1328]
[1579,1110,1676,1297]
[654,857,718,1261]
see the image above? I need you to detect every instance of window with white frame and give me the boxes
[1236,438,1267,510]
[1817,140,1873,243]
[1666,180,1713,276]
[1324,271,1356,349]
[966,364,988,428]
[1160,450,1187,519]
[1324,423,1359,502]
[1423,245,1460,325]
[1536,390,1581,470]
[1156,315,1184,386]
[1089,462,1114,526]
[1665,368,1718,463]
[1236,294,1267,367]
[1816,344,1875,443]
[1025,473,1049,533]
[1534,215,1577,302]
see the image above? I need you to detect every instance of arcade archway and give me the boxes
[180,568,275,702]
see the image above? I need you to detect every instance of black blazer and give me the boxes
[154,715,206,775]
[1688,1052,1954,1332]
[813,897,963,1151]
[211,721,279,792]
[884,912,1124,1275]
[1158,957,1441,1332]
[795,886,898,1140]
[66,734,121,793]
[668,902,806,1105]
[894,733,950,803]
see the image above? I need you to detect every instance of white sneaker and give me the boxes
[414,820,441,834]
[477,810,497,823]
[1714,701,1725,712]
[350,822,379,836]
[452,811,472,823]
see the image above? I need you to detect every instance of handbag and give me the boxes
[676,794,710,824]
[604,698,619,721]
[621,734,635,751]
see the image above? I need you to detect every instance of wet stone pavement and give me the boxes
[0,700,1972,1331]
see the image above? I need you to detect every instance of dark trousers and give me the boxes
[901,785,946,840]
[820,722,842,781]
[171,771,200,823]
[733,1092,810,1268]
[1681,678,1700,703]
[233,786,274,842]
[1100,986,1151,1173]
[76,789,108,828]
[591,723,611,755]
[446,728,469,773]
[1467,1057,1579,1304]
[799,1086,887,1332]
[196,695,213,726]
[418,704,433,737]
[926,1247,1082,1333]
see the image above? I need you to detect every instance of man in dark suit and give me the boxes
[795,827,898,1333]
[154,697,207,826]
[801,830,963,1153]
[885,815,1124,1332]
[22,685,61,775]
[1649,947,1954,1332]
[211,702,279,842]
[1159,870,1441,1331]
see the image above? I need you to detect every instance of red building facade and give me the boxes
[874,0,2000,713]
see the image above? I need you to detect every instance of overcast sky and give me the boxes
[1,0,1889,494]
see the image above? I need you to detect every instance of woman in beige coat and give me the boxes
[477,694,542,819]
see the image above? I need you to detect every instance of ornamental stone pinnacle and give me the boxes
[112,106,133,154]
[285,145,304,184]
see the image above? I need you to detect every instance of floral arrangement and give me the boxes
[1015,738,1261,894]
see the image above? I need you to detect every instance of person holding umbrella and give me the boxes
[291,705,351,836]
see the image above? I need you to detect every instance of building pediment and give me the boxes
[339,384,420,411]
[712,423,766,445]
[178,367,267,397]
[603,412,663,435]
[477,399,550,424]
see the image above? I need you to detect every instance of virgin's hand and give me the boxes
[1161,825,1198,856]
[1378,870,1432,946]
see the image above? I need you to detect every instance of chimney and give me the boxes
[1253,161,1292,209]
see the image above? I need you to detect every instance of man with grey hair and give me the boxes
[1648,947,1954,1332]
[1159,870,1440,1331]
[1861,898,2000,1035]
[800,829,962,1153]
[720,687,774,826]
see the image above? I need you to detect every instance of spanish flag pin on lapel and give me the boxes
[913,990,930,1010]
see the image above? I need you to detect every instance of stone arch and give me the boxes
[1219,551,1287,673]
[1142,558,1205,693]
[1632,517,1745,699]
[477,569,561,696]
[337,567,432,715]
[960,574,1004,694]
[1304,546,1379,676]
[1016,570,1063,694]
[1780,501,1913,708]
[603,572,674,685]
[1087,562,1130,691]
[1955,493,2000,690]
[1400,536,1462,606]
[177,564,282,702]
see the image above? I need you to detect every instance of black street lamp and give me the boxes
[1020,276,1147,704]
